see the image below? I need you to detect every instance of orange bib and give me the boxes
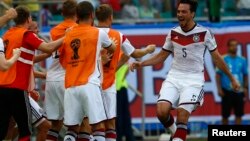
[0,27,27,85]
[102,29,121,90]
[61,25,99,88]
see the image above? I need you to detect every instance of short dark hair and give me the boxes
[14,6,30,25]
[178,0,198,13]
[227,39,238,47]
[62,0,77,18]
[95,4,113,22]
[76,1,94,21]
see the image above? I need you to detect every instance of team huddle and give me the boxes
[0,0,241,141]
[0,0,155,141]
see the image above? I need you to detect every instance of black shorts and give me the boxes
[0,87,32,140]
[221,88,245,118]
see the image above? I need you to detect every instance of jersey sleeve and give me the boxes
[120,33,135,56]
[23,32,43,49]
[162,30,173,52]
[0,38,4,53]
[99,30,112,48]
[205,29,217,52]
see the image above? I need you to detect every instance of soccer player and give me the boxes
[130,0,240,141]
[44,0,78,140]
[59,1,115,141]
[0,8,17,28]
[0,5,64,141]
[91,4,155,141]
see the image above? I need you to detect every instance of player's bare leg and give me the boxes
[235,116,242,125]
[157,102,176,135]
[172,107,190,141]
[222,117,229,125]
[36,119,51,141]
[46,120,63,141]
[5,117,18,141]
[78,117,92,141]
[104,118,116,141]
[91,121,106,141]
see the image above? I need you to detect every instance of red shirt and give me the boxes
[6,31,43,90]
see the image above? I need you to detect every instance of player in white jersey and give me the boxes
[130,0,240,141]
[0,38,21,71]
[44,1,78,140]
[87,4,156,141]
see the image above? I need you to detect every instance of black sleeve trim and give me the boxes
[0,50,4,53]
[104,43,112,48]
[209,48,217,52]
[162,48,172,53]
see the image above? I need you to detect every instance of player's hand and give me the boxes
[12,48,21,57]
[130,61,142,72]
[231,78,241,92]
[101,50,113,65]
[218,89,224,97]
[110,37,118,48]
[5,8,17,20]
[146,44,156,54]
[29,90,40,102]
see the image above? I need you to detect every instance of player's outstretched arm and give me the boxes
[38,37,65,54]
[211,49,240,91]
[0,48,21,71]
[117,53,130,71]
[131,44,156,58]
[130,49,170,72]
[33,53,52,63]
[0,8,17,28]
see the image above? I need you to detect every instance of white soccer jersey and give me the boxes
[98,27,135,56]
[163,24,217,74]
[0,38,4,53]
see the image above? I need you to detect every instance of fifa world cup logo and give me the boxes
[70,38,81,60]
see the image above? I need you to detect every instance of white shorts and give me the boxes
[29,96,46,127]
[64,83,107,126]
[158,72,204,113]
[102,83,117,119]
[44,81,65,120]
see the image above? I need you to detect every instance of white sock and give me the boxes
[64,131,77,141]
[93,136,105,141]
[64,135,76,141]
[169,122,177,135]
[106,138,116,141]
[93,129,105,141]
[172,137,183,141]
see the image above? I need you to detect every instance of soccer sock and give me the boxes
[46,129,59,141]
[172,123,188,141]
[163,113,176,135]
[105,129,116,141]
[18,135,30,141]
[93,129,105,141]
[77,132,90,141]
[64,130,77,141]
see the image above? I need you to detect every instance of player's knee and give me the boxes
[91,121,105,131]
[176,107,191,123]
[156,102,171,119]
[37,120,51,131]
[105,118,116,129]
